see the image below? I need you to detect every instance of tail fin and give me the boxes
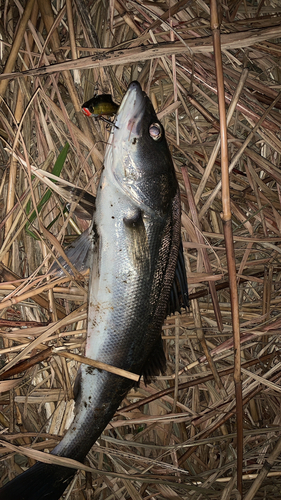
[0,461,75,500]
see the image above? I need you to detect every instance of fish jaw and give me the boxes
[114,81,146,139]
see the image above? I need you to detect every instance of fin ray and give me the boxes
[141,336,166,385]
[50,227,93,277]
[167,240,189,316]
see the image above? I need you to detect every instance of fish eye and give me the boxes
[149,123,162,141]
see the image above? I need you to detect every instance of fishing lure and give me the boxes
[82,94,119,126]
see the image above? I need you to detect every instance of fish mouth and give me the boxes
[113,81,146,142]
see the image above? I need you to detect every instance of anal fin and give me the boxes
[141,336,166,385]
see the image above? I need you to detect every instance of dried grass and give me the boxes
[1,0,281,498]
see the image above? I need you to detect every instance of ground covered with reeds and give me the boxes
[1,1,281,499]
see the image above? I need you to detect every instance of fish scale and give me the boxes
[0,81,187,500]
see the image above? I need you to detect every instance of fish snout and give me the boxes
[114,81,145,140]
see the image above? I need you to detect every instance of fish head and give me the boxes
[107,81,178,214]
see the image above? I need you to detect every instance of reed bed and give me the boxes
[1,0,281,498]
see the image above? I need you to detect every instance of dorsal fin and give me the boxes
[140,241,188,384]
[167,240,189,316]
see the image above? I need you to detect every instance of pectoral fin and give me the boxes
[49,227,93,277]
[62,186,96,219]
[123,209,150,270]
[49,187,96,277]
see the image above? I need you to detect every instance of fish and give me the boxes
[82,93,119,118]
[0,81,188,500]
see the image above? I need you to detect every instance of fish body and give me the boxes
[82,93,119,117]
[0,82,187,500]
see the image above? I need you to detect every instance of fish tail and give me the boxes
[0,461,75,500]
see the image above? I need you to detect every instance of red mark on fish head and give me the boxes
[127,117,137,140]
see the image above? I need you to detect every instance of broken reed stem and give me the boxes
[54,350,140,382]
[210,0,242,496]
[0,347,52,380]
[1,25,281,83]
